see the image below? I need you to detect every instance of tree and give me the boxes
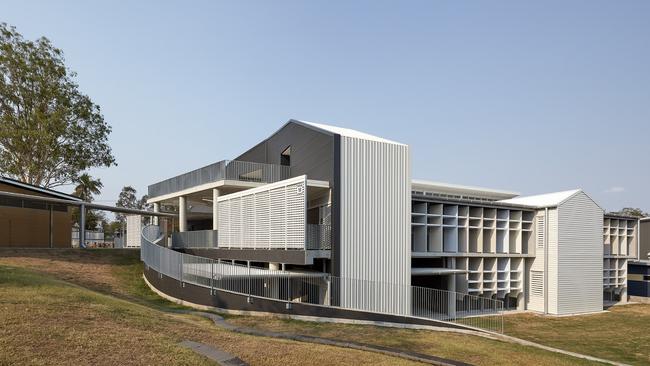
[72,173,103,201]
[71,173,104,230]
[116,186,138,223]
[0,23,116,188]
[100,217,122,239]
[610,207,648,218]
[115,186,150,223]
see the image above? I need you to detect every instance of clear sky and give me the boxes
[3,1,649,212]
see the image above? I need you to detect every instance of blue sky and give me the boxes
[3,1,649,212]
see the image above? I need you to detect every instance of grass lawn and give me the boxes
[0,250,416,366]
[0,249,622,365]
[503,305,650,365]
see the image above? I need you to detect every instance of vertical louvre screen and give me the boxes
[218,176,306,249]
[531,270,544,296]
[537,215,545,249]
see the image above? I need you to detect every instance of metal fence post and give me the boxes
[247,260,252,303]
[180,253,184,287]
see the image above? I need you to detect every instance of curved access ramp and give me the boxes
[140,225,504,334]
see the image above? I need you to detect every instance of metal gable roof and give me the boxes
[0,176,83,202]
[289,119,406,146]
[497,189,582,208]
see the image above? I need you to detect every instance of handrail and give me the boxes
[140,235,504,334]
[148,160,292,199]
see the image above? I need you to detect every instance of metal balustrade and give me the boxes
[170,225,331,251]
[306,224,332,250]
[142,225,504,333]
[172,230,218,249]
[148,160,291,198]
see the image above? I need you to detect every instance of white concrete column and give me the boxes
[153,203,160,226]
[447,257,456,318]
[448,274,457,319]
[179,196,187,232]
[212,188,219,230]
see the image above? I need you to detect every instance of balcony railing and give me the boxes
[172,226,331,251]
[141,229,504,334]
[172,230,218,249]
[148,160,291,198]
[306,224,332,250]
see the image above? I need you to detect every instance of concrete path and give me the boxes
[179,340,248,366]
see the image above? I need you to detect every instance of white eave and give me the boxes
[411,179,520,201]
[411,268,468,276]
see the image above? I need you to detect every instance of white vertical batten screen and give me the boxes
[339,136,411,313]
[217,175,307,250]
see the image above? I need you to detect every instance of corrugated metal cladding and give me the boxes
[557,192,604,314]
[547,209,559,314]
[217,176,306,250]
[235,122,334,184]
[339,136,411,313]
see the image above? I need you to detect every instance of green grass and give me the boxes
[0,249,634,366]
[503,305,650,365]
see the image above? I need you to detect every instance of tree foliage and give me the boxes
[70,173,104,230]
[610,207,648,218]
[115,186,150,223]
[0,23,116,188]
[72,173,103,201]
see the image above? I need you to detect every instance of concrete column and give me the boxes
[620,287,628,304]
[321,277,331,306]
[212,188,219,230]
[153,203,160,226]
[448,274,457,319]
[446,257,457,319]
[269,263,281,271]
[179,196,187,232]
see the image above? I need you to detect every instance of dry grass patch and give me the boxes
[0,264,418,366]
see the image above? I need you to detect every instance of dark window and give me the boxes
[280,146,291,166]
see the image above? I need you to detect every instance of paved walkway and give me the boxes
[179,340,248,366]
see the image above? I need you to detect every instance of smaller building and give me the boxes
[500,189,604,315]
[0,177,81,248]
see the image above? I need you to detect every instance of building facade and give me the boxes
[146,120,637,318]
[0,177,80,248]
